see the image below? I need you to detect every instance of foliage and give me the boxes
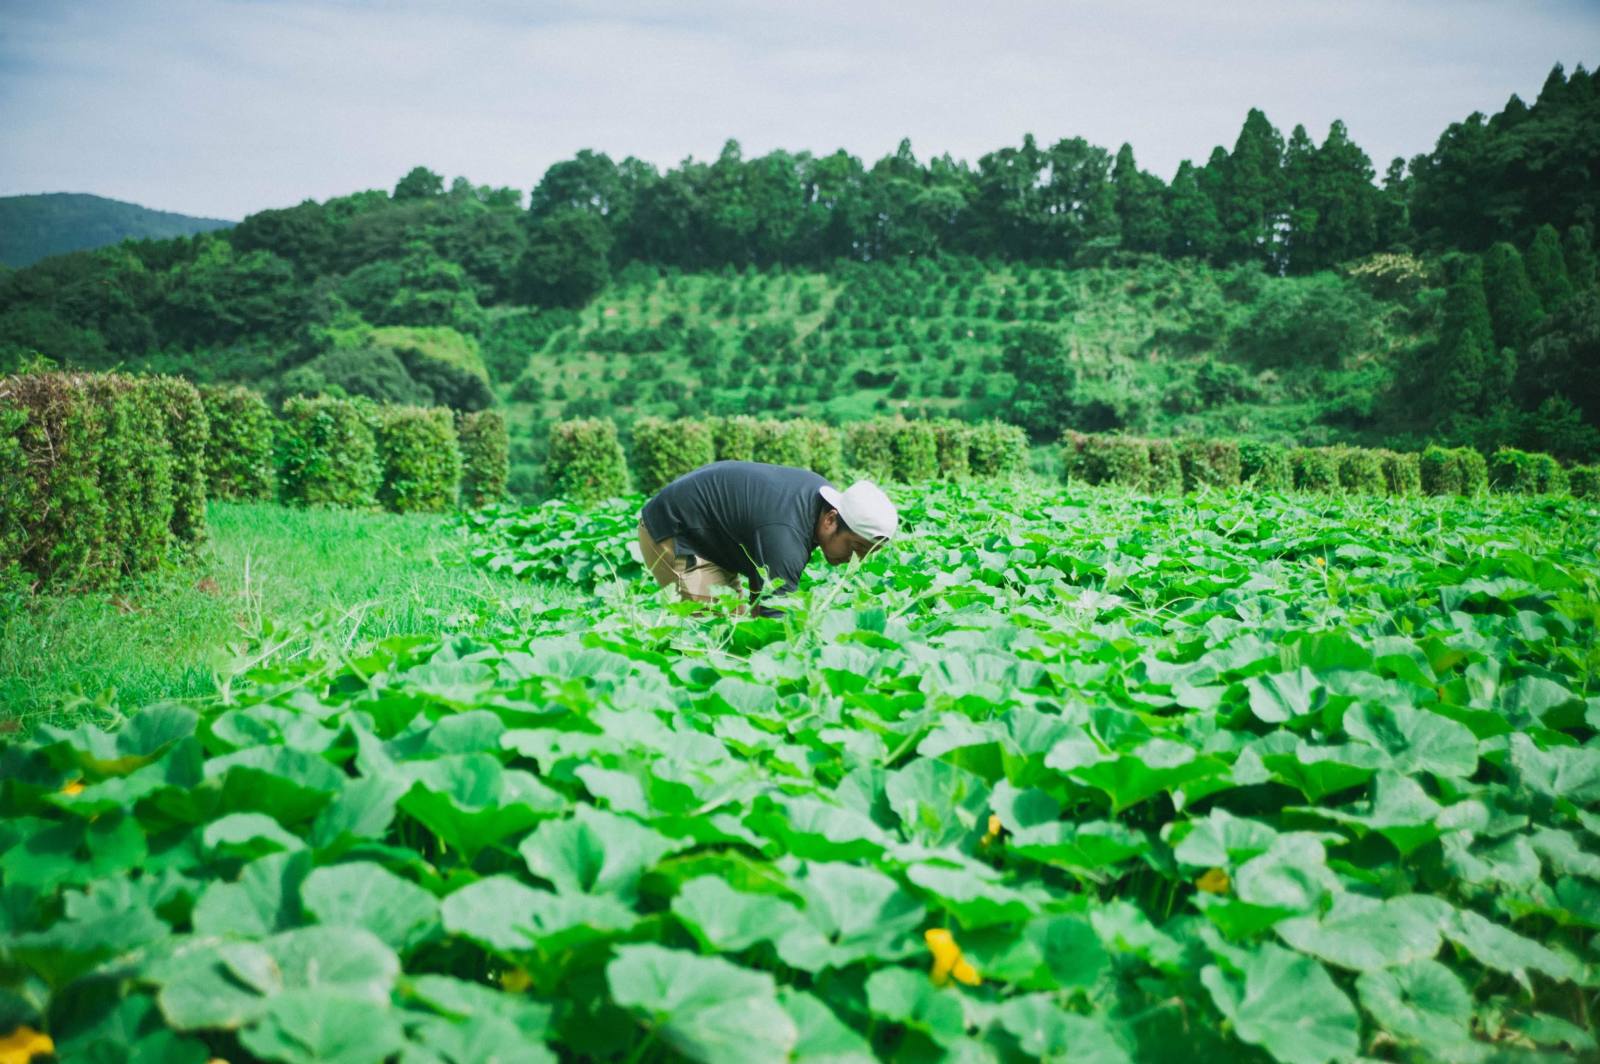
[144,375,209,548]
[709,416,759,462]
[0,192,232,269]
[1335,448,1386,495]
[632,416,716,494]
[1177,436,1242,491]
[751,419,812,470]
[1002,326,1075,441]
[1290,447,1340,493]
[1569,464,1600,499]
[966,421,1029,479]
[375,405,461,513]
[6,483,1599,1062]
[457,409,510,509]
[1419,446,1488,496]
[547,418,628,503]
[199,384,275,501]
[1488,447,1570,495]
[1378,450,1421,495]
[930,420,972,479]
[1238,440,1292,490]
[274,394,382,509]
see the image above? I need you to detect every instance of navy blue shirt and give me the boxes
[641,461,828,596]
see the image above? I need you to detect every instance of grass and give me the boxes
[0,501,573,728]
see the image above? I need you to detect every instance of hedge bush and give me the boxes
[275,395,381,509]
[0,372,184,589]
[1420,446,1487,496]
[1490,447,1569,495]
[752,419,812,469]
[1146,439,1184,494]
[200,385,275,501]
[633,417,716,494]
[844,420,896,481]
[375,405,461,513]
[967,421,1029,478]
[1569,465,1600,500]
[1290,448,1340,493]
[1336,448,1386,495]
[931,420,972,480]
[458,409,509,509]
[1379,450,1421,495]
[1062,433,1148,488]
[1238,440,1293,490]
[802,420,844,482]
[1177,437,1241,491]
[548,418,628,503]
[710,415,759,462]
[888,418,939,482]
[146,375,208,547]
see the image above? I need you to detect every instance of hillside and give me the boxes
[0,192,234,267]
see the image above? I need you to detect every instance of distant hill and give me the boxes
[0,193,234,267]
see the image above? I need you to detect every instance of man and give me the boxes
[638,460,897,612]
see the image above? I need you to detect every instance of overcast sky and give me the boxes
[1,0,1594,221]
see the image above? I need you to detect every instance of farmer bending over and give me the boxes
[638,460,897,613]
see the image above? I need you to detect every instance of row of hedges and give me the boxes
[0,372,209,591]
[1062,432,1596,499]
[550,416,1032,502]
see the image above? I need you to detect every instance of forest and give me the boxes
[1,63,1596,476]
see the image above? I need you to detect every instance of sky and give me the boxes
[0,0,1595,221]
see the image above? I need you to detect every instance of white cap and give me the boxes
[819,481,899,541]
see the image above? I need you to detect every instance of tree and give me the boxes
[1218,109,1287,266]
[1526,223,1573,309]
[516,210,612,308]
[394,166,445,201]
[1521,290,1600,425]
[1002,326,1075,439]
[1166,161,1223,260]
[1562,225,1597,292]
[1375,158,1412,249]
[1481,242,1543,351]
[1433,254,1496,415]
[1113,144,1170,254]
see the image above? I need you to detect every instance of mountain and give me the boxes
[0,192,234,268]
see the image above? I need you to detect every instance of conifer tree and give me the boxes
[1434,254,1495,415]
[1112,144,1171,254]
[1563,225,1597,291]
[1165,160,1223,260]
[1219,109,1287,266]
[1526,223,1573,309]
[1481,242,1543,350]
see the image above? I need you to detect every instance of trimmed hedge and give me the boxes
[1146,439,1184,494]
[710,416,759,462]
[752,419,812,469]
[1379,450,1421,495]
[147,376,209,548]
[276,395,381,509]
[967,421,1029,478]
[0,372,186,589]
[200,385,275,501]
[843,420,896,482]
[1290,448,1340,493]
[633,417,716,494]
[1238,440,1293,491]
[1490,447,1569,495]
[888,418,938,482]
[548,418,628,503]
[1570,465,1600,500]
[1420,446,1488,496]
[1336,448,1386,495]
[931,420,972,480]
[1177,437,1241,491]
[376,405,461,513]
[802,420,844,482]
[458,409,509,509]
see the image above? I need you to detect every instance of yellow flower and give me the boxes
[0,1026,54,1064]
[979,813,1003,847]
[1196,868,1231,895]
[924,928,981,987]
[61,779,84,796]
[500,967,532,993]
[1313,557,1326,568]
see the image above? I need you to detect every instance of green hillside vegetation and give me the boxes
[0,192,233,268]
[2,63,1596,498]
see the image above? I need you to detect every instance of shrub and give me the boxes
[1490,447,1569,495]
[1290,447,1340,493]
[1237,440,1293,491]
[632,417,716,494]
[1146,439,1184,493]
[200,385,275,501]
[1336,448,1386,495]
[845,420,896,481]
[802,420,844,482]
[710,415,759,462]
[1177,437,1242,491]
[1061,432,1148,488]
[1379,450,1421,495]
[275,395,381,509]
[457,409,509,509]
[1420,446,1487,495]
[751,419,811,469]
[1569,465,1600,500]
[930,420,972,480]
[967,421,1029,478]
[547,418,628,503]
[0,371,183,589]
[889,419,939,483]
[145,375,209,547]
[375,405,461,513]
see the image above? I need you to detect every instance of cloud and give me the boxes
[0,0,1593,219]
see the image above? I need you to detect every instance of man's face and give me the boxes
[818,510,881,565]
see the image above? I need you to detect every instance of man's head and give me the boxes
[816,481,898,565]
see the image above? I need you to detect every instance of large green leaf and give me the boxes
[993,994,1131,1063]
[236,990,405,1064]
[670,875,805,952]
[300,861,440,952]
[607,944,797,1064]
[519,804,687,901]
[863,966,968,1048]
[1355,960,1473,1050]
[1275,894,1450,971]
[1201,944,1360,1064]
[399,754,567,860]
[440,875,636,953]
[775,861,926,972]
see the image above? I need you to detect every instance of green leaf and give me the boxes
[309,775,406,854]
[607,944,797,1064]
[1355,960,1473,1050]
[1244,668,1326,724]
[863,966,967,1048]
[1201,944,1360,1064]
[237,990,405,1064]
[775,861,925,973]
[404,973,552,1037]
[1342,702,1478,778]
[202,812,305,859]
[519,804,686,901]
[191,850,311,937]
[440,875,636,953]
[671,876,805,953]
[905,860,1043,929]
[994,994,1131,1063]
[885,757,990,847]
[40,702,198,777]
[778,989,876,1064]
[301,861,440,952]
[1442,908,1581,990]
[1275,894,1451,971]
[3,884,169,987]
[404,1012,557,1064]
[399,754,567,860]
[205,745,346,823]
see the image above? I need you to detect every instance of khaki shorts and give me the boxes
[637,521,740,602]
